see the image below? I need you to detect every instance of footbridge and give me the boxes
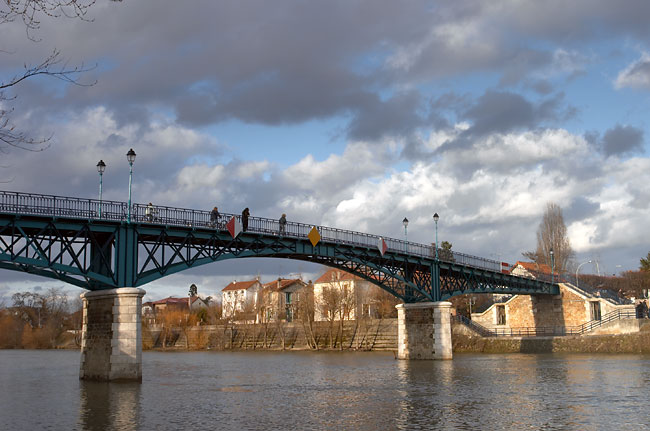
[0,190,558,380]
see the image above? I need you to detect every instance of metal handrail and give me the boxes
[453,314,495,337]
[484,308,637,337]
[0,189,510,274]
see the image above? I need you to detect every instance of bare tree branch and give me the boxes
[0,1,108,154]
[523,202,574,271]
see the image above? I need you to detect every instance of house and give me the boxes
[145,296,208,314]
[141,296,209,324]
[471,261,632,332]
[509,261,556,279]
[259,278,309,322]
[313,268,377,321]
[221,279,263,319]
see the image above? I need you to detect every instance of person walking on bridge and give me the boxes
[146,203,155,222]
[279,213,287,236]
[242,207,250,232]
[210,206,220,228]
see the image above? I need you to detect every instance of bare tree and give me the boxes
[338,282,356,350]
[317,285,343,349]
[253,286,272,348]
[10,287,70,347]
[0,1,111,152]
[371,286,400,319]
[295,283,317,349]
[523,202,574,271]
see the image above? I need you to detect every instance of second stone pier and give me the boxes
[396,301,453,360]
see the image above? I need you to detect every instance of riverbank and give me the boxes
[142,318,398,351]
[38,318,650,354]
[453,320,650,354]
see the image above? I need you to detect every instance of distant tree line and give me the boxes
[0,287,81,348]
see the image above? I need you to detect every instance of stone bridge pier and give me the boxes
[79,288,146,381]
[396,302,453,360]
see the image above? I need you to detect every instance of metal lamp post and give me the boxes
[126,148,136,223]
[96,160,106,218]
[402,217,409,251]
[550,248,554,284]
[576,260,592,289]
[433,212,439,260]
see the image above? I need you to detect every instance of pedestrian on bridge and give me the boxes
[146,203,155,222]
[242,207,250,232]
[210,206,220,228]
[279,213,287,236]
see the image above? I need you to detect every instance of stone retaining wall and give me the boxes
[144,318,398,351]
[453,320,650,354]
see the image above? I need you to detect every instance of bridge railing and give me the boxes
[0,190,127,221]
[0,190,506,274]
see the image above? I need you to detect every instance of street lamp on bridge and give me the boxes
[576,260,592,289]
[550,248,554,284]
[433,212,439,260]
[96,160,106,218]
[402,217,409,250]
[126,148,136,223]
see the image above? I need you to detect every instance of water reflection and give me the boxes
[78,381,141,431]
[2,350,650,430]
[393,354,636,431]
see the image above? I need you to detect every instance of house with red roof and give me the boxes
[260,278,308,322]
[142,296,209,324]
[313,268,377,321]
[509,261,556,279]
[221,278,263,319]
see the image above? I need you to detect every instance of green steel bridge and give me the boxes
[0,190,558,302]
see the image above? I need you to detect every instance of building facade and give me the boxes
[471,262,632,331]
[313,268,377,322]
[221,279,263,320]
[260,278,308,322]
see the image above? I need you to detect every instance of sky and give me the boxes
[1,0,650,302]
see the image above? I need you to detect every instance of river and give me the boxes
[0,350,648,430]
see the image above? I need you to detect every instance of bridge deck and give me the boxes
[0,190,503,268]
[0,190,558,299]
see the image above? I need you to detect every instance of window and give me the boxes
[285,292,292,304]
[590,301,601,321]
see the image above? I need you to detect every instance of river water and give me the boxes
[0,350,648,430]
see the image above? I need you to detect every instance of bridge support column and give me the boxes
[79,288,146,381]
[396,301,453,360]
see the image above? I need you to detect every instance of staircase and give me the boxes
[453,309,637,337]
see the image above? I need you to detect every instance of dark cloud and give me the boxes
[460,91,574,138]
[346,91,424,141]
[530,80,555,95]
[564,197,601,223]
[498,50,552,86]
[3,0,649,149]
[463,91,535,136]
[602,125,644,157]
[626,183,650,210]
[399,137,437,162]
